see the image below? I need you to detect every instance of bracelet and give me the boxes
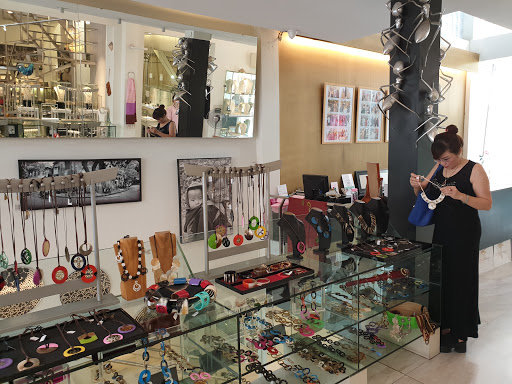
[224,271,237,284]
[174,290,190,299]
[256,278,271,286]
[463,194,469,205]
[243,279,257,289]
[193,291,210,310]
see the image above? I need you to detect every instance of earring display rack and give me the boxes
[183,160,280,275]
[0,167,118,334]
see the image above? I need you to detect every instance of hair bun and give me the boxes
[445,125,458,135]
[158,104,165,110]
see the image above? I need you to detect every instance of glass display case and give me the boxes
[221,70,256,138]
[0,227,440,384]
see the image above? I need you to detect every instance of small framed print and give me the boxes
[355,87,385,143]
[322,83,356,144]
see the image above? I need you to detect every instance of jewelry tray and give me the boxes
[0,308,147,383]
[214,263,315,295]
[340,237,431,261]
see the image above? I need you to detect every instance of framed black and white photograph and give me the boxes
[177,157,232,243]
[18,159,141,210]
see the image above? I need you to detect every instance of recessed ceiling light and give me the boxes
[7,11,13,14]
[147,32,152,35]
[85,21,90,25]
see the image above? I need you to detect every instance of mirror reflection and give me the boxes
[0,8,257,139]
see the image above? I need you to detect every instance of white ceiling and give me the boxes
[132,0,512,44]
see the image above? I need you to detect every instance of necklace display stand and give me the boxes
[350,201,376,241]
[0,168,119,334]
[183,161,280,276]
[329,205,355,248]
[149,231,177,283]
[277,212,306,260]
[305,208,332,255]
[113,237,147,301]
[366,197,389,235]
[361,162,382,203]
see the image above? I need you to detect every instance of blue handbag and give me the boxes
[408,165,443,227]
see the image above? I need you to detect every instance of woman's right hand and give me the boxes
[410,173,421,188]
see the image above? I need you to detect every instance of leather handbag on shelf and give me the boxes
[387,302,437,344]
[408,164,443,227]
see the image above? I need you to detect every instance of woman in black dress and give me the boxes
[146,105,176,137]
[410,125,492,353]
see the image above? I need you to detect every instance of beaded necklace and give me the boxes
[117,239,147,292]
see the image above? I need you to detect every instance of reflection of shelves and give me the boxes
[224,92,255,97]
[226,114,254,118]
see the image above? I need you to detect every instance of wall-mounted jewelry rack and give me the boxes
[184,160,280,275]
[0,167,118,334]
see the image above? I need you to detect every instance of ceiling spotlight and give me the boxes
[287,29,297,39]
[7,11,13,14]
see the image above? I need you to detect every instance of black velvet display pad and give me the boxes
[342,237,430,261]
[214,263,315,295]
[0,309,147,383]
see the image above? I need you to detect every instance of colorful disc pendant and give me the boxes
[0,358,13,369]
[244,229,254,241]
[118,324,136,334]
[63,346,85,357]
[208,233,218,250]
[215,225,226,237]
[248,216,260,230]
[79,242,93,256]
[71,253,86,271]
[36,343,59,354]
[297,241,306,253]
[222,237,230,248]
[17,358,40,371]
[81,264,97,283]
[64,246,71,262]
[234,234,244,246]
[0,251,8,269]
[52,266,68,284]
[103,333,123,344]
[255,226,267,239]
[21,248,32,264]
[78,332,98,345]
[42,238,50,257]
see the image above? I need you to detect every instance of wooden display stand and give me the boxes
[113,237,147,301]
[149,231,176,282]
[362,162,383,203]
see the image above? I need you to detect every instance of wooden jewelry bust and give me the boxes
[113,237,147,301]
[149,231,177,283]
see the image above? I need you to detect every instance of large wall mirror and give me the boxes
[0,7,258,139]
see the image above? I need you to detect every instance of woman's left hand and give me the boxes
[440,185,463,201]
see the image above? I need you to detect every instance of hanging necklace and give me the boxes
[117,239,146,292]
[29,181,43,285]
[358,213,377,234]
[215,168,227,238]
[0,186,7,269]
[221,170,231,248]
[61,178,71,262]
[95,309,136,334]
[6,180,20,290]
[17,330,40,372]
[255,168,267,239]
[30,326,59,355]
[244,170,254,240]
[79,175,96,283]
[57,322,85,357]
[51,179,68,284]
[330,206,354,237]
[234,169,244,247]
[248,168,259,231]
[419,182,445,210]
[441,158,462,187]
[208,170,223,249]
[18,182,32,265]
[283,214,306,254]
[70,180,86,271]
[71,314,98,345]
[41,183,51,257]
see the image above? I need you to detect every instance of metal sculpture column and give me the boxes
[386,0,442,240]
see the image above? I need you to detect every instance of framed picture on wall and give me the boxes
[177,157,232,244]
[355,87,385,143]
[18,159,142,210]
[321,83,356,144]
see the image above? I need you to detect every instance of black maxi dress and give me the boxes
[431,160,481,339]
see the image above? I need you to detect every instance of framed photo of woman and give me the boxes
[322,83,356,144]
[355,87,385,143]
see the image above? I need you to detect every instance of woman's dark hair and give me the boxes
[431,125,464,159]
[152,104,166,120]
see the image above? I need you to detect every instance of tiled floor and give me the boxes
[369,262,512,384]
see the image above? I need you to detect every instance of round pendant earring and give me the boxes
[244,229,254,241]
[36,343,59,354]
[81,264,97,283]
[21,248,32,265]
[103,334,123,344]
[234,234,244,246]
[0,358,13,369]
[52,266,68,284]
[71,253,86,271]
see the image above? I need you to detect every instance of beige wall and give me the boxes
[279,37,467,192]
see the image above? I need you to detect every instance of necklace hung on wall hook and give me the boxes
[6,180,20,290]
[29,181,43,285]
[18,182,32,265]
[0,185,8,270]
[233,169,244,246]
[51,179,68,284]
[62,178,71,263]
[70,179,86,272]
[221,169,231,248]
[208,170,223,250]
[40,183,51,258]
[254,166,267,240]
[244,169,254,241]
[78,175,96,283]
